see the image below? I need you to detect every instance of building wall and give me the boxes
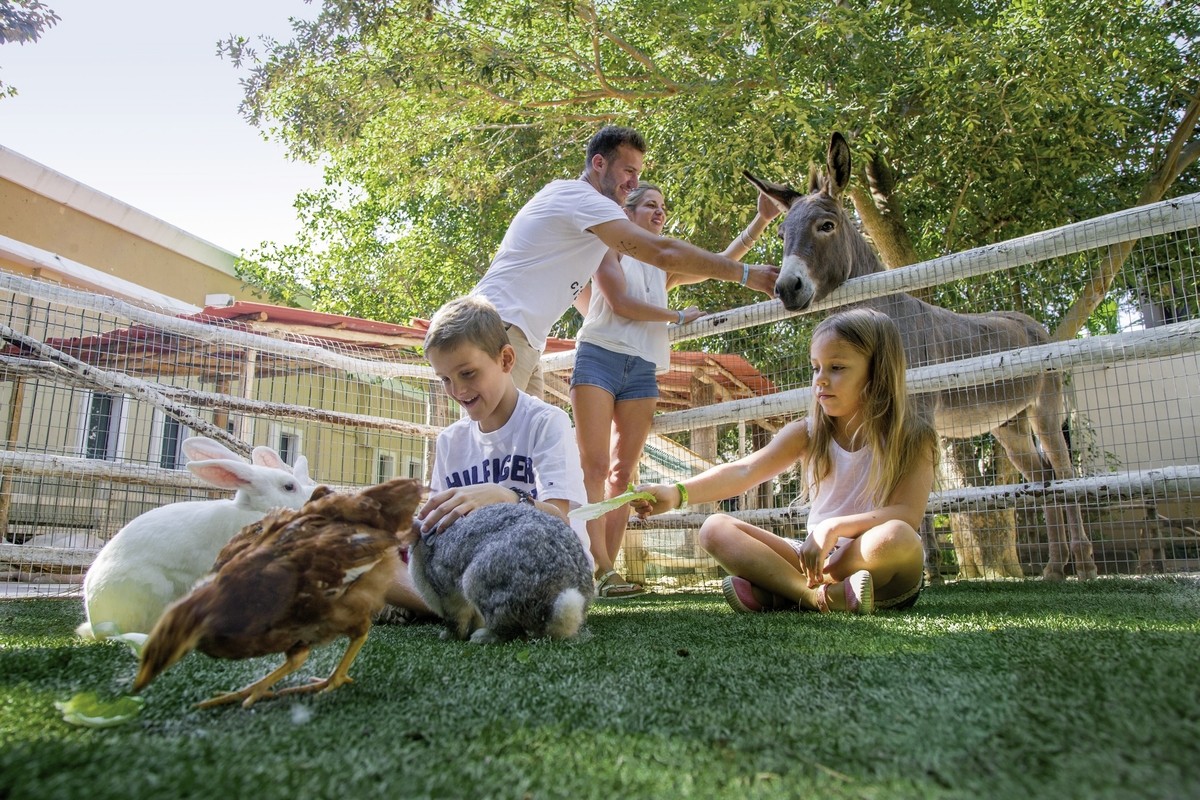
[0,146,247,307]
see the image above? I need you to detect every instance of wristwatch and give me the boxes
[512,487,536,507]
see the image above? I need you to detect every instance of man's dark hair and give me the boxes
[586,126,646,163]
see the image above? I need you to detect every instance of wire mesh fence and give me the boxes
[1,194,1197,598]
[0,275,441,596]
[540,194,1200,589]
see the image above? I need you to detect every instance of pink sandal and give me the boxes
[815,570,875,615]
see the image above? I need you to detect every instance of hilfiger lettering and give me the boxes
[443,454,536,493]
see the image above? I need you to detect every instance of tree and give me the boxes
[226,0,1198,327]
[1,0,60,98]
[225,1,1198,578]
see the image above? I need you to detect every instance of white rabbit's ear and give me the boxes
[186,458,259,491]
[292,455,311,484]
[181,436,247,464]
[250,446,288,471]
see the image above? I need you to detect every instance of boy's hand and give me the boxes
[629,484,678,519]
[419,485,516,533]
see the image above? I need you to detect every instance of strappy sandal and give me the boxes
[595,569,646,599]
[815,569,875,615]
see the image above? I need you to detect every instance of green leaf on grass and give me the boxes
[55,691,144,728]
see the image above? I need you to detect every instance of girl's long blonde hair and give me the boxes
[803,308,939,506]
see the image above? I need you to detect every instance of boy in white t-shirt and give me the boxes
[380,295,591,617]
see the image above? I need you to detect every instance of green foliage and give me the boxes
[223,0,1198,341]
[3,582,1200,799]
[0,0,61,98]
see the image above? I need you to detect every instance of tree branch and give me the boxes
[1053,83,1200,341]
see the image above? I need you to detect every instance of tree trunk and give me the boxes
[944,440,1025,579]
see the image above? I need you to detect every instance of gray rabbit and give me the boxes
[403,503,593,643]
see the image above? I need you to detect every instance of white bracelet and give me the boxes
[676,309,685,325]
[740,229,758,250]
[740,263,750,286]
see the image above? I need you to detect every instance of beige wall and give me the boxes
[0,147,249,307]
[1070,352,1200,520]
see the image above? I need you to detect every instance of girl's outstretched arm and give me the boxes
[631,418,810,517]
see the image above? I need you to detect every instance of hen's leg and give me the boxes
[197,646,311,709]
[274,631,369,698]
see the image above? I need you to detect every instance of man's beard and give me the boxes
[598,169,621,202]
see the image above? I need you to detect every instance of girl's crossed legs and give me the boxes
[698,514,925,611]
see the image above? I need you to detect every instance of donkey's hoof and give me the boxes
[1041,565,1066,582]
[924,569,944,587]
[1076,564,1099,581]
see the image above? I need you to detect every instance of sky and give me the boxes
[2,0,325,254]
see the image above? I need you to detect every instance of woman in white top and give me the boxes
[570,182,780,597]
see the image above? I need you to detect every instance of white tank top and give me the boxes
[806,437,873,529]
[576,256,671,372]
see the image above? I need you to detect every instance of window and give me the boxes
[377,452,396,483]
[158,415,186,469]
[408,459,424,480]
[84,392,124,460]
[277,430,300,466]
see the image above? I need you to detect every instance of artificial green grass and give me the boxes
[1,578,1197,799]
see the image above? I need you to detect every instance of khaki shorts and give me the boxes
[505,323,544,399]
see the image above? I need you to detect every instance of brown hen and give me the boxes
[133,478,424,709]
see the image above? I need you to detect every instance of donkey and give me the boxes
[745,132,1097,581]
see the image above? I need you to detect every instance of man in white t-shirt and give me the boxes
[472,125,780,397]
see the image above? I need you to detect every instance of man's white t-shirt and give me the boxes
[577,255,671,372]
[472,179,628,351]
[430,390,592,565]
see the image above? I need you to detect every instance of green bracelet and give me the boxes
[675,482,689,509]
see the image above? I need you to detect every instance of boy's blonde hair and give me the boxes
[804,308,938,506]
[424,295,510,358]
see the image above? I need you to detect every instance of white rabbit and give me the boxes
[76,438,316,639]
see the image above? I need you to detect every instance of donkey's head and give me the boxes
[744,132,864,312]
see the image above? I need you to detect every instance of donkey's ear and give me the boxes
[807,163,822,194]
[826,132,852,198]
[742,169,803,212]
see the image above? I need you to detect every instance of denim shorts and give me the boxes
[570,341,660,401]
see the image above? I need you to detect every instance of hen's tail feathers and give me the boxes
[544,588,587,639]
[131,601,206,693]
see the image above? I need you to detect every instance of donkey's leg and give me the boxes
[1029,386,1098,580]
[992,415,1070,581]
[919,513,943,585]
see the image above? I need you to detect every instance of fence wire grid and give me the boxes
[1,194,1198,596]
